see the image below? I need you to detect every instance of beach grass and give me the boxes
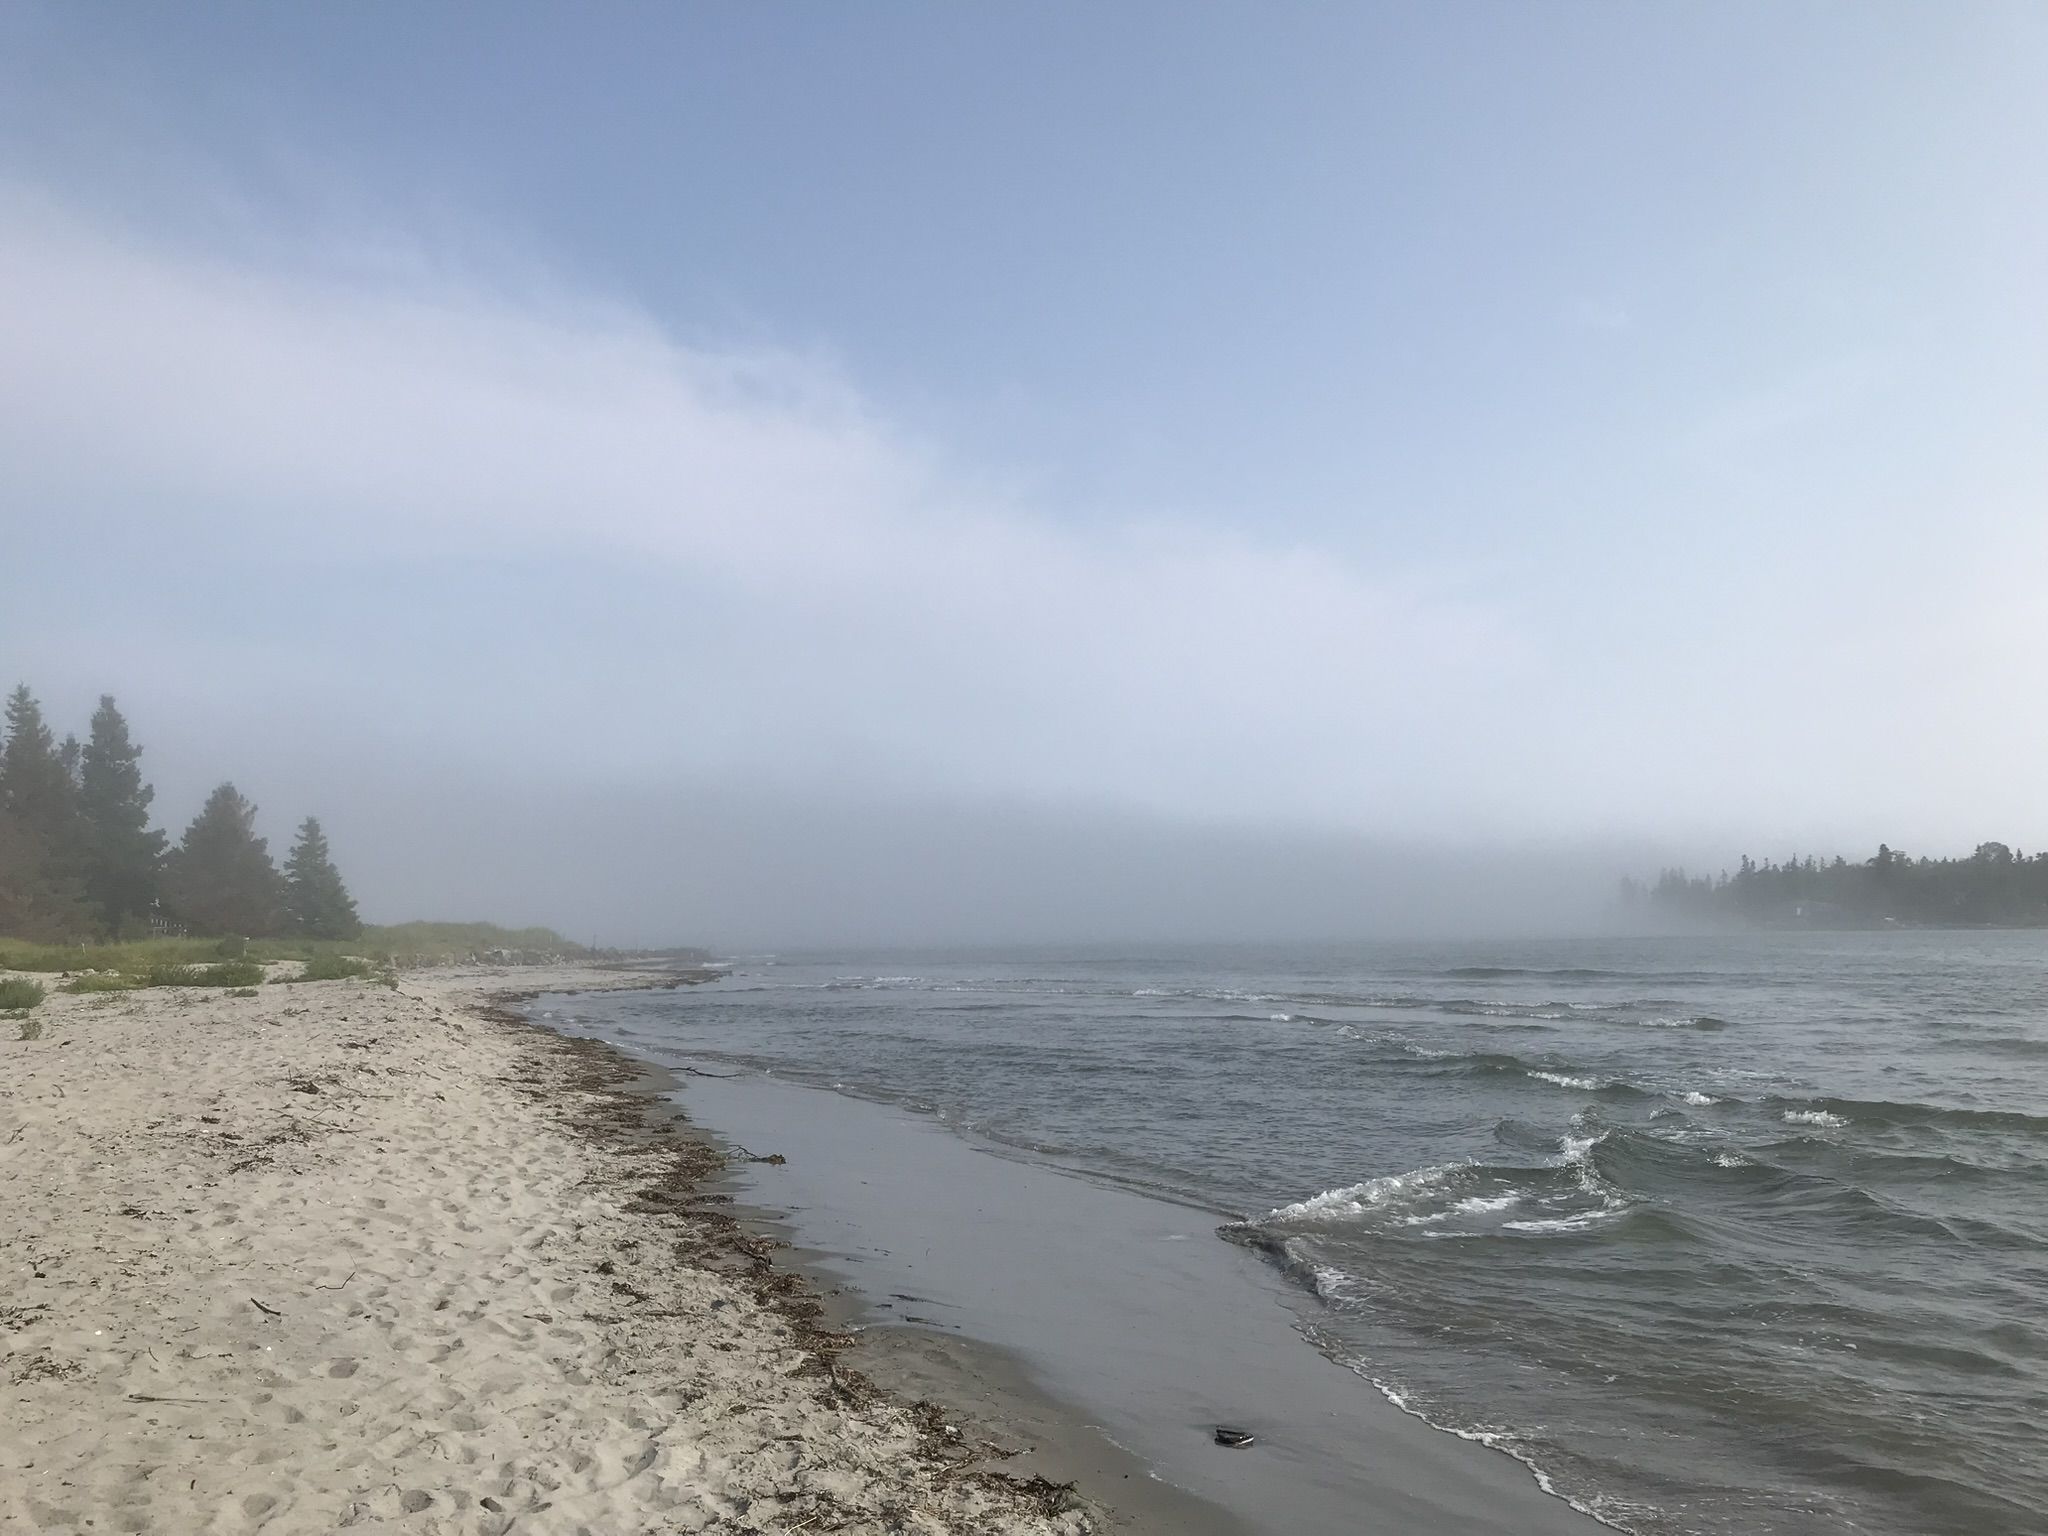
[0,922,588,984]
[0,937,239,973]
[144,961,268,988]
[356,921,589,964]
[57,973,142,994]
[289,953,380,982]
[0,977,47,1011]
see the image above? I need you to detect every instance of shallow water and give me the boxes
[664,1070,1597,1536]
[567,934,2048,1535]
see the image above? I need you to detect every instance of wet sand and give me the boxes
[589,1043,1611,1536]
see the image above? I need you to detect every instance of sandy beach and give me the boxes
[0,965,1094,1535]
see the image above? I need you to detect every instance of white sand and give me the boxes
[0,966,1091,1535]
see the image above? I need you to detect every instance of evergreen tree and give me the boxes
[1632,838,2048,927]
[283,816,361,939]
[162,783,284,937]
[1,686,77,832]
[0,801,87,939]
[0,685,87,938]
[78,696,167,935]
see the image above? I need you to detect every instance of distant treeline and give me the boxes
[1621,843,2048,928]
[0,684,360,943]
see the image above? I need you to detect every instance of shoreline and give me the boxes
[489,975,1240,1536]
[0,961,1115,1533]
[544,986,1611,1536]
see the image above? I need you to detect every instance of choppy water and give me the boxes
[569,934,2048,1534]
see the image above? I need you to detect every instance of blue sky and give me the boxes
[1,4,2044,935]
[16,2,2038,523]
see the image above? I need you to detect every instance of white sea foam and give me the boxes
[1713,1152,1748,1168]
[1265,1163,1463,1222]
[1528,1069,1599,1091]
[1452,1193,1522,1215]
[1503,1208,1619,1233]
[1546,1129,1636,1224]
[1559,1131,1604,1164]
[1678,1091,1719,1106]
[1782,1109,1846,1127]
[1310,1263,1356,1300]
[1345,1369,1633,1530]
[1269,1012,1293,1023]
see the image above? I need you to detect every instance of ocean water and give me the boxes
[569,934,2048,1535]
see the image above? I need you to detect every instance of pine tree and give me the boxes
[78,696,167,935]
[0,804,85,939]
[0,685,88,938]
[162,783,284,937]
[1,686,77,832]
[283,817,361,939]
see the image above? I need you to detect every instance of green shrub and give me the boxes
[143,961,266,989]
[356,921,587,965]
[1,922,593,976]
[0,978,46,1010]
[59,973,139,994]
[0,945,98,973]
[290,954,378,983]
[0,938,232,972]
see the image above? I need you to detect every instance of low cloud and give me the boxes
[3,179,2047,941]
[0,185,1537,830]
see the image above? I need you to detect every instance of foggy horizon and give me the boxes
[5,5,2045,946]
[0,689,2028,949]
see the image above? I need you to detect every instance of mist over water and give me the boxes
[5,13,2046,1536]
[246,772,1650,948]
[573,932,2048,1535]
